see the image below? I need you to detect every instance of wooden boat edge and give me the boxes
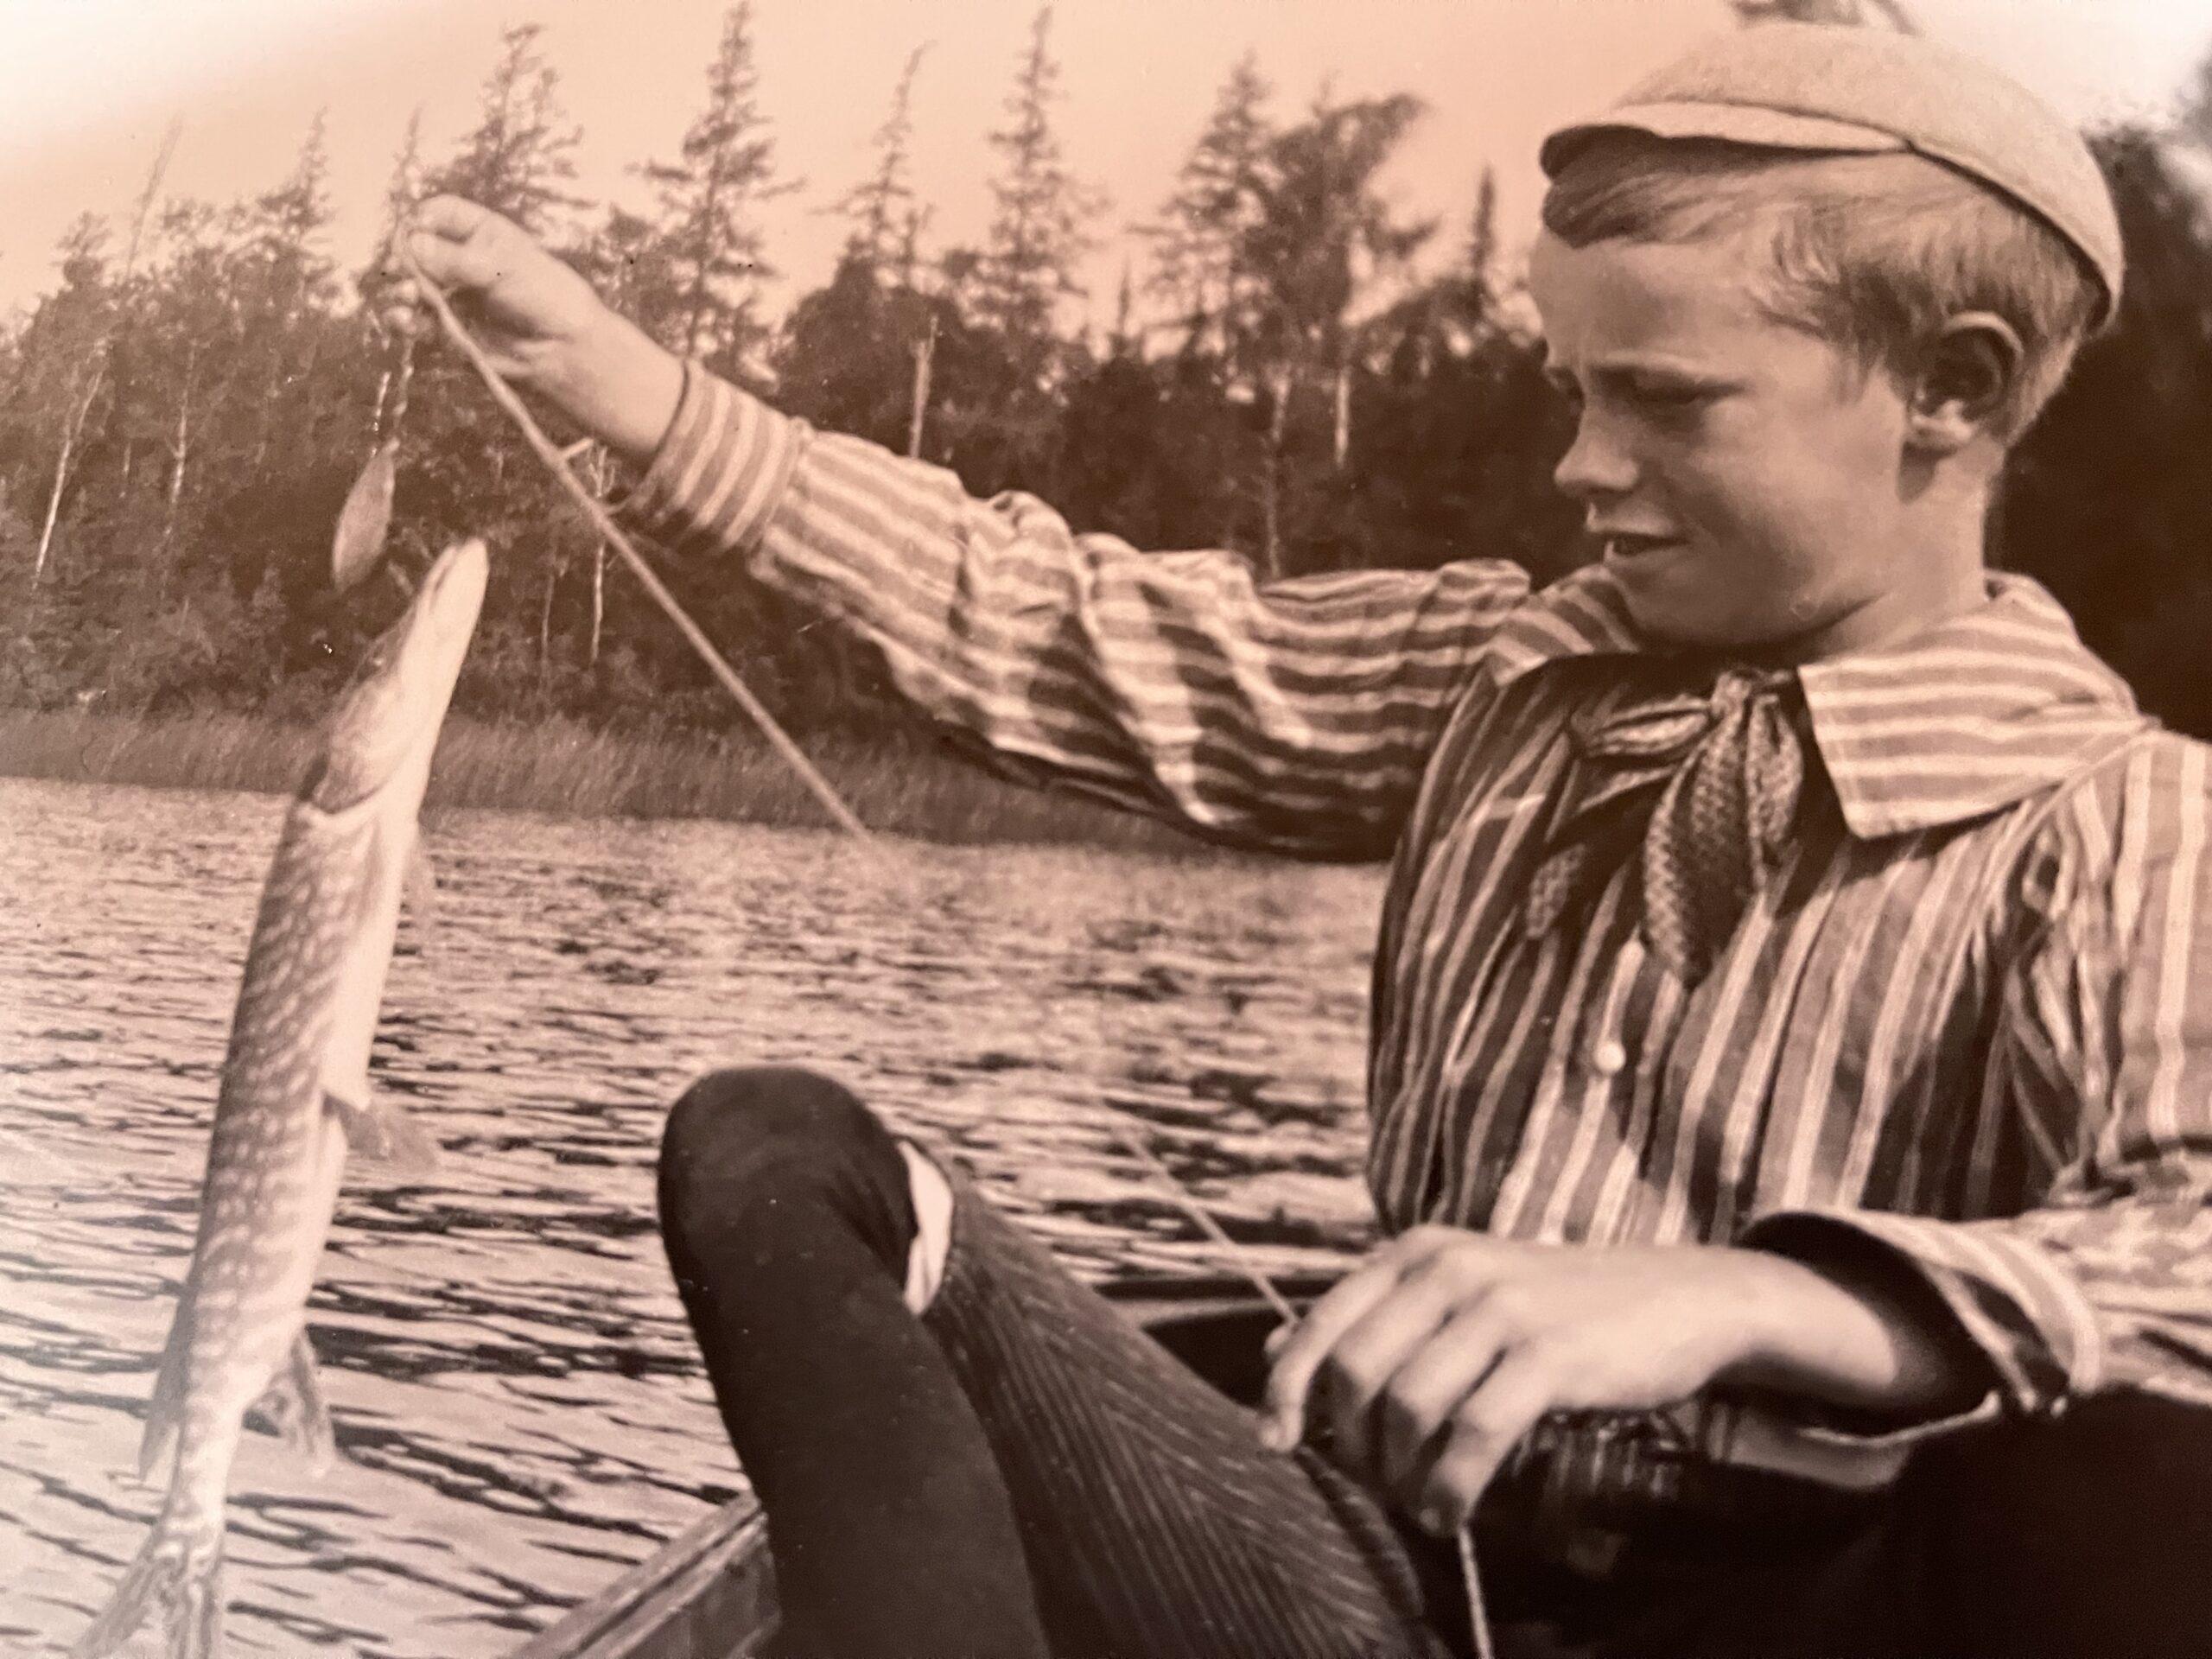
[508,1497,774,1659]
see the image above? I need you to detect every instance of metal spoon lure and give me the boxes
[331,326,417,594]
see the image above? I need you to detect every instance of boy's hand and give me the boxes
[1259,1227,1975,1537]
[381,195,683,464]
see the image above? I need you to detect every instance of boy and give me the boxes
[393,22,2212,1658]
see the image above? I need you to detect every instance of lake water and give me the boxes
[0,777,1383,1656]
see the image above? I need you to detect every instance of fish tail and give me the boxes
[73,1510,226,1659]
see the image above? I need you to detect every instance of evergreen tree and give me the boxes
[429,24,582,237]
[1463,166,1498,327]
[246,115,337,327]
[367,109,427,278]
[1239,92,1434,572]
[2001,128,2212,738]
[1143,51,1272,359]
[402,27,597,696]
[236,120,342,485]
[639,1,797,376]
[835,45,930,283]
[976,7,1105,379]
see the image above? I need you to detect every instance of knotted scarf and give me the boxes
[1524,666,1811,984]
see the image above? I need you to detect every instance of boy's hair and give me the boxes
[1541,131,2102,445]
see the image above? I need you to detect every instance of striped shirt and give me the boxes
[623,364,2212,1525]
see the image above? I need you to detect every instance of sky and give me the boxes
[0,0,2206,332]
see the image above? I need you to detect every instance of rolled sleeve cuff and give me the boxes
[1741,1207,2105,1417]
[614,359,806,558]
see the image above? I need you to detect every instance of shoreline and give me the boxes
[0,709,1246,857]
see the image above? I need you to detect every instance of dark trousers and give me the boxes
[657,1066,2212,1659]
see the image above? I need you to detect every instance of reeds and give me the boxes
[0,709,1227,854]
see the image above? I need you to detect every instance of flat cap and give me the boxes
[1540,23,2123,325]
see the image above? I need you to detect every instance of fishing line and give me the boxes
[397,251,873,842]
[1111,1122,1298,1323]
[1112,1120,1496,1659]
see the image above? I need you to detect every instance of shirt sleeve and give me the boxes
[1741,736,2212,1423]
[617,362,1536,858]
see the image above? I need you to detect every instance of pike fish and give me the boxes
[76,537,488,1659]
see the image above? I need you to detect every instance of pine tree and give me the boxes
[430,25,582,237]
[368,109,426,276]
[1464,166,1497,327]
[247,115,337,326]
[1239,93,1433,572]
[235,119,340,485]
[1143,51,1272,359]
[835,45,930,283]
[976,7,1105,379]
[639,1,798,375]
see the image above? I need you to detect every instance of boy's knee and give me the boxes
[657,1067,919,1281]
[659,1066,880,1211]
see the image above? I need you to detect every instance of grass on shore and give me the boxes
[0,708,1230,855]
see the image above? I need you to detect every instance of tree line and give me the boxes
[5,5,2212,749]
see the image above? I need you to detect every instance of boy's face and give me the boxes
[1529,227,1959,661]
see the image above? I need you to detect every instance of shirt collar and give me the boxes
[1489,565,2147,839]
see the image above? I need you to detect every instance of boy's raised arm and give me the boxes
[396,198,1540,857]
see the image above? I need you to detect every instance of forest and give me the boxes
[5,1,2212,772]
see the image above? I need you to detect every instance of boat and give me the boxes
[508,1269,1337,1659]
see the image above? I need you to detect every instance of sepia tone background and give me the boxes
[0,0,2209,795]
[4,3,2212,1654]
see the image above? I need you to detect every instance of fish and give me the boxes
[74,537,488,1659]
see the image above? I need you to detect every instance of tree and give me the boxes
[233,118,341,485]
[639,2,798,377]
[367,109,426,277]
[2000,129,2212,738]
[16,214,118,585]
[1239,93,1434,573]
[976,7,1106,380]
[429,24,582,238]
[835,45,931,284]
[1143,51,1272,360]
[411,27,591,691]
[1463,166,1499,327]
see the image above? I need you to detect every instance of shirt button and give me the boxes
[1592,1040,1629,1077]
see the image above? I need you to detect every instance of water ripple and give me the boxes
[0,777,1382,1655]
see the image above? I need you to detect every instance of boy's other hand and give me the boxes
[1257,1227,1973,1537]
[379,195,683,464]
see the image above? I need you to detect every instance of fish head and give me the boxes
[309,538,488,813]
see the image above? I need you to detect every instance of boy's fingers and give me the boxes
[1318,1274,1462,1478]
[398,200,523,296]
[1413,1351,1553,1536]
[1376,1304,1508,1501]
[1258,1256,1403,1450]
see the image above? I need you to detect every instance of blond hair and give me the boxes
[1541,133,2102,443]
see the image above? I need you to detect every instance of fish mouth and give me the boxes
[308,540,487,812]
[412,539,490,647]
